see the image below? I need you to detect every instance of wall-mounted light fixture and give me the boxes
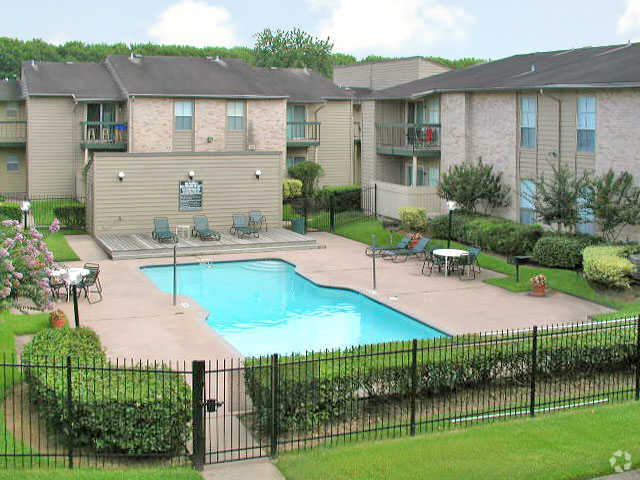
[255,169,262,180]
[188,170,195,180]
[118,171,125,182]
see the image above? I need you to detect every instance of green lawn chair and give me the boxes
[79,264,103,304]
[192,215,221,241]
[230,214,259,239]
[152,217,178,243]
[248,210,268,231]
[390,237,431,262]
[365,236,410,257]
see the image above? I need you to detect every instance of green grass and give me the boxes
[43,232,80,262]
[276,401,640,480]
[334,218,640,315]
[30,199,83,229]
[0,467,200,479]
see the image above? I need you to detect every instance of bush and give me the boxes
[53,205,85,228]
[0,202,21,221]
[533,235,603,270]
[399,207,427,232]
[583,246,638,289]
[22,328,191,456]
[316,185,362,212]
[283,179,303,201]
[288,161,324,198]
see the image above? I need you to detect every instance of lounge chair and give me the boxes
[152,217,178,243]
[389,237,431,262]
[230,214,259,238]
[79,263,102,304]
[365,237,410,257]
[192,215,221,241]
[248,210,268,231]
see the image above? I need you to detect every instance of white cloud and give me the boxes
[310,0,473,54]
[44,32,70,46]
[148,1,236,47]
[618,0,640,41]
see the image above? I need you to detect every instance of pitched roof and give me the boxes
[21,61,123,100]
[370,42,640,99]
[106,55,351,101]
[0,79,23,100]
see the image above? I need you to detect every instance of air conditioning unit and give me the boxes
[248,144,256,151]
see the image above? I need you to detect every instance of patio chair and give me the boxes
[457,252,476,280]
[248,210,268,232]
[49,276,68,301]
[152,217,178,243]
[192,215,221,241]
[78,264,102,304]
[467,247,481,274]
[422,246,446,275]
[365,236,410,257]
[389,237,431,262]
[230,214,259,239]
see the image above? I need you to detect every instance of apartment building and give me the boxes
[0,80,26,194]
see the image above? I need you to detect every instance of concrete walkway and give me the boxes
[202,459,284,480]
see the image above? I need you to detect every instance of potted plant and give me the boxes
[530,274,548,297]
[49,309,68,329]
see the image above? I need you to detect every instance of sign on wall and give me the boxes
[179,180,203,211]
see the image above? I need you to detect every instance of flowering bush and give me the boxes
[0,219,59,311]
[530,274,548,290]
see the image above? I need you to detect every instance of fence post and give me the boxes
[270,353,279,458]
[173,244,177,306]
[191,360,206,471]
[66,355,73,469]
[636,316,640,401]
[374,183,378,217]
[329,195,335,232]
[530,326,538,417]
[410,339,417,436]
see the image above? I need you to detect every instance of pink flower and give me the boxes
[49,218,60,233]
[0,248,7,258]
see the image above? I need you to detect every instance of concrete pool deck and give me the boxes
[57,232,612,363]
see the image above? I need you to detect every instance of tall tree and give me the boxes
[253,28,334,78]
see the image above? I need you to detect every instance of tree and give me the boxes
[253,28,334,78]
[437,159,511,213]
[585,169,640,242]
[288,162,324,199]
[526,163,592,233]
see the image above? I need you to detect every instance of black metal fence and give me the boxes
[284,185,377,233]
[0,193,86,229]
[0,317,637,470]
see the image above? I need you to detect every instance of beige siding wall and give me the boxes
[418,59,451,79]
[315,100,353,186]
[375,101,405,123]
[173,130,194,151]
[371,58,421,90]
[0,148,26,193]
[0,101,25,121]
[360,101,376,186]
[333,64,372,88]
[91,152,282,234]
[333,58,450,89]
[27,97,77,195]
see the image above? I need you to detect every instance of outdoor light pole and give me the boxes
[446,201,457,249]
[20,201,30,230]
[71,284,80,328]
[173,244,177,306]
[371,234,377,291]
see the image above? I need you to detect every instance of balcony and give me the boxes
[81,121,128,150]
[354,121,361,142]
[0,121,27,147]
[375,123,440,156]
[287,121,320,147]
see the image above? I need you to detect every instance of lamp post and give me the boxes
[371,234,377,292]
[20,201,30,230]
[71,284,80,328]
[446,200,457,249]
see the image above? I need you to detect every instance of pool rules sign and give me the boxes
[179,180,203,211]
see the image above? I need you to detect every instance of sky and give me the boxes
[3,0,640,60]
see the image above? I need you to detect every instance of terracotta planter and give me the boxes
[531,285,547,297]
[49,311,68,329]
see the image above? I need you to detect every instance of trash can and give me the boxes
[291,217,306,235]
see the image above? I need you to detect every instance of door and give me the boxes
[287,105,306,139]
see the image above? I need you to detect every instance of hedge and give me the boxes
[53,205,85,228]
[245,327,635,434]
[399,207,427,232]
[316,185,362,212]
[583,246,638,289]
[22,328,191,456]
[533,235,603,270]
[0,202,22,221]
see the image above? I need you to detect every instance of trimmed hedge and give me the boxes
[316,185,362,212]
[22,328,191,456]
[583,246,638,289]
[533,235,603,270]
[399,207,426,232]
[0,202,22,221]
[53,205,85,228]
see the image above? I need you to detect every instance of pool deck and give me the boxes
[95,228,320,260]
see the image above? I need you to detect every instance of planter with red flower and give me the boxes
[49,309,68,329]
[530,274,548,297]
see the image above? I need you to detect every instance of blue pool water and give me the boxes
[142,260,444,356]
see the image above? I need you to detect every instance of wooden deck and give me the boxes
[95,228,320,260]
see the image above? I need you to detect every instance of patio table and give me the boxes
[176,225,190,239]
[432,249,468,277]
[51,267,90,300]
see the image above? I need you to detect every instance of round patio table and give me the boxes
[51,267,90,301]
[432,249,468,277]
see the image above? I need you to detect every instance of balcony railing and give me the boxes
[376,122,441,156]
[0,121,27,145]
[286,121,320,146]
[81,121,128,149]
[354,121,361,141]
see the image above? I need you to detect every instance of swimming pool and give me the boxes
[142,260,445,356]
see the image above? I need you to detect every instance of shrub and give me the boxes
[53,205,85,228]
[288,161,324,198]
[283,178,303,201]
[399,207,427,232]
[533,235,603,270]
[425,213,469,240]
[316,185,362,211]
[22,328,191,456]
[0,202,21,221]
[583,246,638,289]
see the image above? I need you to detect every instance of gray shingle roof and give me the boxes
[21,61,123,100]
[370,43,640,99]
[106,55,351,101]
[0,79,23,100]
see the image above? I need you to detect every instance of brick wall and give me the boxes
[194,99,226,151]
[247,99,287,152]
[130,97,173,152]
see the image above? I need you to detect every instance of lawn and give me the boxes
[276,401,640,480]
[43,232,80,262]
[334,218,640,316]
[0,468,200,479]
[30,199,84,229]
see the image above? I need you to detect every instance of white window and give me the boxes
[287,156,306,169]
[577,96,596,152]
[174,100,193,131]
[5,102,18,118]
[576,192,595,235]
[519,180,536,224]
[227,101,245,131]
[6,155,18,172]
[519,96,536,148]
